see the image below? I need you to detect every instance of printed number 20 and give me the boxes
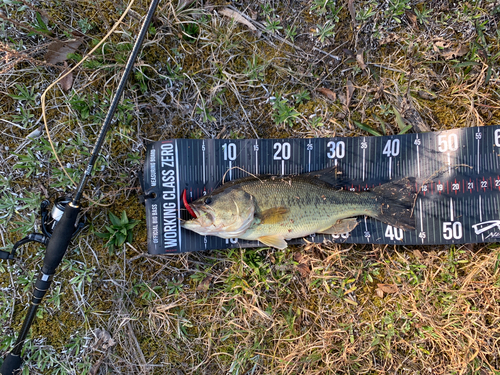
[443,222,463,240]
[274,142,291,160]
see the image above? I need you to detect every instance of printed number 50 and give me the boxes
[438,134,458,152]
[443,222,462,240]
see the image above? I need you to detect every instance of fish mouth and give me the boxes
[182,189,197,219]
[181,201,216,228]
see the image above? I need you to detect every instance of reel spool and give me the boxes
[0,197,86,260]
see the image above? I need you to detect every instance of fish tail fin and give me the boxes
[370,177,416,230]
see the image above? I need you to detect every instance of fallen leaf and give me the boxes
[405,9,418,29]
[343,48,355,57]
[356,49,366,70]
[45,38,82,65]
[249,9,258,20]
[433,39,469,60]
[377,283,398,294]
[317,87,336,101]
[219,8,261,37]
[89,329,116,375]
[400,96,431,132]
[196,275,212,292]
[27,127,41,139]
[345,80,355,109]
[297,263,310,278]
[59,61,73,92]
[417,90,437,100]
[348,0,356,23]
[293,252,303,262]
[413,249,423,260]
[379,33,403,45]
[442,44,468,60]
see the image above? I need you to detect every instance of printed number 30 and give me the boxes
[327,141,345,159]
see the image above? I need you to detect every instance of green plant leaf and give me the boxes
[116,232,126,247]
[120,210,129,225]
[392,106,407,132]
[109,212,121,226]
[353,120,382,136]
[398,123,413,135]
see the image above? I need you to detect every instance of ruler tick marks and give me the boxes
[415,135,421,178]
[307,142,312,172]
[479,195,484,241]
[255,140,259,175]
[476,128,481,174]
[450,198,454,222]
[146,125,500,253]
[419,199,425,243]
[362,137,366,181]
[389,157,392,179]
[202,140,206,183]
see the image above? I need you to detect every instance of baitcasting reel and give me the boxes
[0,197,86,260]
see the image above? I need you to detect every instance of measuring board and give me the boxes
[142,125,500,254]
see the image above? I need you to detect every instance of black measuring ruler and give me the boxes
[141,125,500,254]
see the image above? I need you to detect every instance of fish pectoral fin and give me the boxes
[258,235,288,249]
[317,218,359,235]
[258,207,289,224]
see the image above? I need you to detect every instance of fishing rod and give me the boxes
[0,0,160,373]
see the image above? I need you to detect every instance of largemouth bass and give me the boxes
[181,168,416,249]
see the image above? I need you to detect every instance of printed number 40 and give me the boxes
[443,222,462,240]
[383,139,400,157]
[385,225,403,241]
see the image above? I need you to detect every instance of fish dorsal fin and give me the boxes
[299,166,348,189]
[317,217,359,234]
[259,207,289,224]
[258,235,288,249]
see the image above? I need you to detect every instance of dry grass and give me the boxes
[1,0,500,374]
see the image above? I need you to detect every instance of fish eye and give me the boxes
[204,197,212,205]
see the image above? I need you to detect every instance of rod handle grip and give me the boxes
[42,203,80,275]
[0,352,23,375]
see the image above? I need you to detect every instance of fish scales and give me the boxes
[181,170,416,249]
[234,177,380,241]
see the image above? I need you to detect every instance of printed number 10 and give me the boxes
[223,143,237,161]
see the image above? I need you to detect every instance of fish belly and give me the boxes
[237,179,378,240]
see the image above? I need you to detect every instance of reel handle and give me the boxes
[0,352,23,375]
[0,203,81,375]
[42,203,80,275]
